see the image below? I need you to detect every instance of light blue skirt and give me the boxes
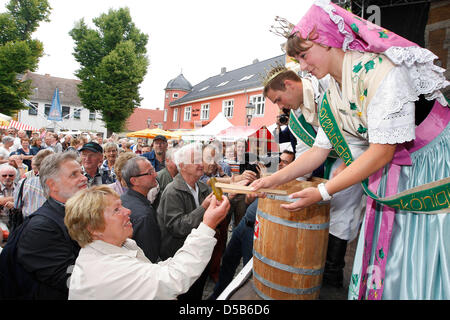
[349,122,450,300]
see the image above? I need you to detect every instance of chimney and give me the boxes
[220,67,226,74]
[253,59,259,64]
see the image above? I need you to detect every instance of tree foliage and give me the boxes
[0,0,51,116]
[70,7,149,133]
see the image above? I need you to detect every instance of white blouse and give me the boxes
[314,64,417,151]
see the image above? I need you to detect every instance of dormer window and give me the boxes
[216,81,229,87]
[239,74,254,81]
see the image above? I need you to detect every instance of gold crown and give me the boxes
[260,63,289,88]
[269,16,295,39]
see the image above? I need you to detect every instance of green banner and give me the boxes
[288,110,339,159]
[318,92,450,214]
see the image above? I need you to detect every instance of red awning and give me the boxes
[216,125,278,153]
[6,120,38,132]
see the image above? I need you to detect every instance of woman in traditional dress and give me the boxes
[251,0,449,299]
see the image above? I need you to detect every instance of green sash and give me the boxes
[318,92,450,214]
[288,110,338,179]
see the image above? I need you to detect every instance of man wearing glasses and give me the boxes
[120,157,161,263]
[0,165,17,229]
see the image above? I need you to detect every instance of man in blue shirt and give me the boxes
[141,135,167,172]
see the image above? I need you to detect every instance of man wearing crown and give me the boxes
[262,65,366,289]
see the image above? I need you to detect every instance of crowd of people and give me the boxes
[0,0,448,301]
[0,124,287,300]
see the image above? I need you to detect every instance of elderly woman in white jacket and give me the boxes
[64,185,230,300]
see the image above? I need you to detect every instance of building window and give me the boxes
[165,93,169,99]
[28,102,38,116]
[62,106,70,119]
[44,104,51,117]
[200,103,210,120]
[173,108,178,122]
[222,99,234,118]
[173,93,179,99]
[251,94,265,116]
[164,109,168,122]
[184,106,192,121]
[89,111,96,121]
[74,108,81,120]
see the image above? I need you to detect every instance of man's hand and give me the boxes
[234,170,258,184]
[201,193,214,210]
[202,196,231,230]
[331,162,347,178]
[227,179,250,200]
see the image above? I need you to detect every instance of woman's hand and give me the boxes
[280,187,322,212]
[249,175,274,192]
[203,196,231,230]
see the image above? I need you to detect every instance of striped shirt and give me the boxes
[13,176,46,217]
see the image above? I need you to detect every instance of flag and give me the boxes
[48,88,62,121]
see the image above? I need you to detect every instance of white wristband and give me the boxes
[317,183,332,201]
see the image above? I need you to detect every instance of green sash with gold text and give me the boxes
[288,110,338,179]
[318,92,450,214]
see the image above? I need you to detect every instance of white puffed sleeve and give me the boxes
[367,65,416,144]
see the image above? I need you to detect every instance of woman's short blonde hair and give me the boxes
[65,185,119,247]
[113,152,138,181]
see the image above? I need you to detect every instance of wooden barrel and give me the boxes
[252,177,330,300]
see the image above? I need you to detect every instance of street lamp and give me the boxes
[147,117,152,128]
[245,102,255,126]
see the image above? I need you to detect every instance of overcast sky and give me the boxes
[1,0,314,109]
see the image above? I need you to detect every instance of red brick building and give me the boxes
[162,55,286,131]
[125,107,164,132]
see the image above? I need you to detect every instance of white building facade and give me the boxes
[18,72,107,136]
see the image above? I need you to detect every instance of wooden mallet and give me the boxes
[210,177,287,201]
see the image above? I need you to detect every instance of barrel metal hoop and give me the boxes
[256,209,330,230]
[253,270,321,295]
[252,282,274,300]
[265,194,330,205]
[253,250,324,276]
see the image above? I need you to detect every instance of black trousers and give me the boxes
[323,233,348,287]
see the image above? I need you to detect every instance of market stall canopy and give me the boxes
[0,113,12,127]
[181,112,233,141]
[216,125,279,154]
[0,113,12,121]
[126,128,181,140]
[0,118,9,127]
[1,120,38,131]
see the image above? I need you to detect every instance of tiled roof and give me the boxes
[165,73,193,91]
[22,72,82,105]
[169,54,285,106]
